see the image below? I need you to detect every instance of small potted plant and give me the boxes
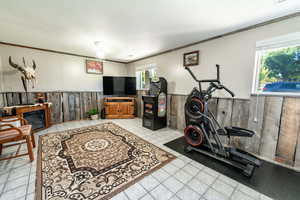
[87,109,99,120]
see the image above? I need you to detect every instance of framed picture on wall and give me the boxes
[86,60,103,74]
[183,51,199,67]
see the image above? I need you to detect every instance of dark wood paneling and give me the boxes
[259,96,283,160]
[231,99,250,128]
[68,93,76,121]
[47,92,62,124]
[230,99,250,151]
[247,96,265,154]
[136,91,143,118]
[217,98,233,144]
[295,124,300,168]
[20,92,28,104]
[27,92,35,104]
[91,93,97,111]
[74,93,81,120]
[276,97,300,165]
[62,93,70,122]
[3,90,300,170]
[169,95,178,129]
[80,92,87,119]
[0,93,5,107]
[80,92,94,119]
[177,95,187,131]
[12,93,20,105]
[217,99,233,127]
[96,92,103,113]
[167,94,171,127]
[6,93,13,106]
[207,98,218,118]
[62,92,84,122]
[1,91,103,123]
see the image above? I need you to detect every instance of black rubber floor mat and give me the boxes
[164,136,300,200]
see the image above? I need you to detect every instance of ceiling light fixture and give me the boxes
[94,41,105,59]
[96,50,105,59]
[94,41,102,48]
[274,0,287,4]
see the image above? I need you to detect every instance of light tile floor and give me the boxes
[0,118,273,200]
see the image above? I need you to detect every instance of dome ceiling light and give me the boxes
[94,41,105,59]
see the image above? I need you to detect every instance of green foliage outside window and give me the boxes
[139,68,157,89]
[258,46,300,92]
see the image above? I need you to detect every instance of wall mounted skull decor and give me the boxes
[8,56,37,92]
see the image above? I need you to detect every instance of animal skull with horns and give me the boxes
[8,56,37,93]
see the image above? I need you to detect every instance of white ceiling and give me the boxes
[0,0,299,62]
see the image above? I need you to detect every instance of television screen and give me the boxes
[103,76,136,95]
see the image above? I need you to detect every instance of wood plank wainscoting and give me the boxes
[1,91,300,170]
[136,90,300,171]
[0,92,104,124]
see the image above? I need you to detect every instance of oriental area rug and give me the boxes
[36,122,175,200]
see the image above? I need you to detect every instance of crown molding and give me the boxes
[0,41,127,64]
[128,11,300,64]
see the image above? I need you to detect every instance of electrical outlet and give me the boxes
[253,117,258,123]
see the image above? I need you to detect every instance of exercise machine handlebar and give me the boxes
[184,64,235,97]
[222,85,235,97]
[184,65,220,83]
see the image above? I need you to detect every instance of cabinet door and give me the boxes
[128,104,134,115]
[118,103,129,115]
[106,103,119,115]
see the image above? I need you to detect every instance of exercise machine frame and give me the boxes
[184,65,262,177]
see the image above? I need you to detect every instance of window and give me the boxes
[253,32,300,95]
[136,65,157,90]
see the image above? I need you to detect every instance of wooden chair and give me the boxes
[0,116,35,162]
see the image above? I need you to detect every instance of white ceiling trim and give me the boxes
[0,0,299,62]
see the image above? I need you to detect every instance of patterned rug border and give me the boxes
[35,122,176,200]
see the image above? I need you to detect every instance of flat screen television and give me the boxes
[103,76,136,95]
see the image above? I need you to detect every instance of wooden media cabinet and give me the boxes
[104,97,135,119]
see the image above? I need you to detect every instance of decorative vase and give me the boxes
[90,114,98,120]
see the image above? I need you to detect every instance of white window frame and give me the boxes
[252,32,300,96]
[136,64,157,90]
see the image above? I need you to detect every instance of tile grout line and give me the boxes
[199,173,220,200]
[123,190,131,200]
[137,177,156,200]
[0,159,14,198]
[228,183,239,200]
[164,162,208,200]
[24,160,34,200]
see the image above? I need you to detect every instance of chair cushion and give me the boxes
[0,125,32,141]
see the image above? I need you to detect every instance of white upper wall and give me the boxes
[127,16,300,99]
[0,45,127,92]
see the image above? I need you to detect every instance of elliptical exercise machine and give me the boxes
[184,65,262,177]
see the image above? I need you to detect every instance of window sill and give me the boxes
[251,92,300,98]
[137,89,149,91]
